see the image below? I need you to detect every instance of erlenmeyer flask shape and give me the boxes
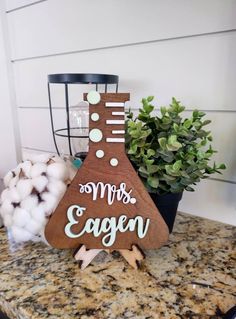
[45,93,169,250]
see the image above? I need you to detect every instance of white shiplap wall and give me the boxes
[3,0,236,225]
[0,2,20,178]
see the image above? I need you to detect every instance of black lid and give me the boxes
[48,73,119,84]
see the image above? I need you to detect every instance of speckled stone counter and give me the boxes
[0,213,235,319]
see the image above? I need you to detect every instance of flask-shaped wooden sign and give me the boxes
[45,93,169,250]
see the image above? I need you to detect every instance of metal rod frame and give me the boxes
[47,73,119,156]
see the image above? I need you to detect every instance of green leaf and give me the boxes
[202,120,211,126]
[147,149,155,158]
[183,119,192,129]
[173,123,179,132]
[168,135,178,145]
[158,137,167,150]
[160,106,167,116]
[217,163,226,170]
[193,121,202,129]
[147,96,154,102]
[147,165,159,174]
[128,142,138,154]
[138,166,148,177]
[147,176,159,188]
[173,160,182,171]
[166,135,182,151]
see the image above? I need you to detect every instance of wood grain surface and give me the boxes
[45,93,169,250]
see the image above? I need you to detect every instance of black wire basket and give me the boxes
[47,73,119,159]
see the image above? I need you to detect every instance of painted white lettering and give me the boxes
[64,205,150,247]
[78,182,136,206]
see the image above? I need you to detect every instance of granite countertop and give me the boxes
[0,212,235,319]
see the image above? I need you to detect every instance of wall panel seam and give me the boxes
[209,178,236,185]
[18,106,236,113]
[11,28,236,63]
[6,0,47,13]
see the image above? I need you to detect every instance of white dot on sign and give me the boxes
[96,150,104,158]
[110,158,118,167]
[87,91,101,105]
[89,129,103,143]
[130,198,137,204]
[91,113,100,121]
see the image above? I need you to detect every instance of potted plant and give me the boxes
[125,96,226,232]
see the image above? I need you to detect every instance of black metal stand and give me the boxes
[47,73,119,156]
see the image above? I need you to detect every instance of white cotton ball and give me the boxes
[20,195,38,211]
[12,207,30,227]
[31,235,42,243]
[51,156,64,163]
[12,165,21,177]
[3,171,13,187]
[3,214,13,228]
[47,179,66,198]
[16,179,33,200]
[31,175,48,193]
[30,163,47,178]
[41,192,58,214]
[1,189,9,202]
[9,176,19,189]
[11,226,32,243]
[47,162,68,181]
[8,188,21,203]
[31,205,46,223]
[19,161,32,178]
[0,200,14,216]
[25,219,41,235]
[29,153,51,164]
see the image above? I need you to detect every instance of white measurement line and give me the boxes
[105,102,124,107]
[112,111,125,116]
[106,138,125,143]
[106,120,125,125]
[112,130,125,134]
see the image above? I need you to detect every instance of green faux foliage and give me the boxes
[125,97,226,194]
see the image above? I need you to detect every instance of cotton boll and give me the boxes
[31,175,48,193]
[31,235,42,243]
[16,179,33,200]
[29,153,51,164]
[3,214,13,227]
[8,176,19,189]
[13,165,21,177]
[1,189,9,202]
[47,179,66,199]
[30,163,47,178]
[11,226,32,243]
[47,162,68,181]
[3,171,13,187]
[31,205,46,223]
[19,161,32,178]
[41,192,58,214]
[20,195,38,211]
[51,156,64,163]
[0,200,14,216]
[13,207,30,227]
[8,188,21,203]
[25,219,41,235]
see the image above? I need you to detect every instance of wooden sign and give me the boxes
[45,93,169,252]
